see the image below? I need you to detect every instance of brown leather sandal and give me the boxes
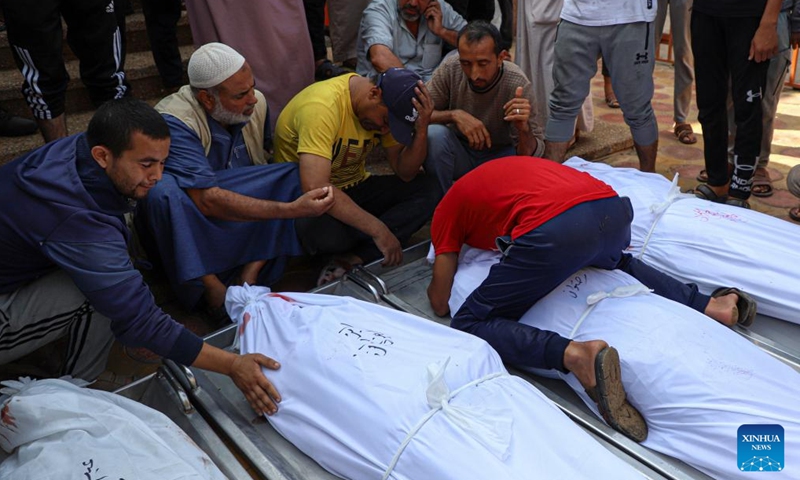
[585,347,648,442]
[674,123,697,145]
[789,206,800,222]
[751,169,774,197]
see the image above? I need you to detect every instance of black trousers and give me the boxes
[303,0,328,62]
[295,174,438,262]
[141,0,183,88]
[692,11,769,199]
[448,0,494,22]
[447,0,512,50]
[453,196,710,372]
[1,0,130,119]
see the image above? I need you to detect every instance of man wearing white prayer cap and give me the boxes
[136,42,335,319]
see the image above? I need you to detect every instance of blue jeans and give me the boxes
[425,124,516,197]
[452,196,710,372]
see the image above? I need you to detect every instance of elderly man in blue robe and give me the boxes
[137,43,334,316]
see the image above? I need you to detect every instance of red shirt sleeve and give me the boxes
[431,190,465,256]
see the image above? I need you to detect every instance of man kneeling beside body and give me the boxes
[425,20,544,197]
[427,156,754,441]
[274,68,438,276]
[137,43,334,311]
[0,99,282,415]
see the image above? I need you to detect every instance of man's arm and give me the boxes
[368,44,406,73]
[44,221,281,415]
[425,0,459,46]
[163,116,334,221]
[386,81,434,181]
[186,184,333,221]
[751,0,782,62]
[297,153,402,265]
[504,86,544,156]
[430,109,493,150]
[192,342,282,415]
[426,58,492,150]
[428,252,458,316]
[361,0,405,73]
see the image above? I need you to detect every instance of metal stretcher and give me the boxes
[116,241,800,479]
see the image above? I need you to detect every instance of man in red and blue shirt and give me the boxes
[427,156,749,442]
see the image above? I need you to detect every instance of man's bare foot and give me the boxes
[240,260,267,286]
[565,341,648,442]
[563,339,609,390]
[201,274,227,310]
[705,293,739,327]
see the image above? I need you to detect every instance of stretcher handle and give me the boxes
[351,265,389,295]
[158,365,195,415]
[163,358,199,392]
[343,269,382,303]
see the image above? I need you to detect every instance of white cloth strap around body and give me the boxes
[569,285,653,338]
[382,358,510,480]
[636,173,692,259]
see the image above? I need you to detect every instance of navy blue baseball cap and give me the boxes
[377,68,421,145]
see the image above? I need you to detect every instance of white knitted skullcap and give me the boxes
[188,43,245,89]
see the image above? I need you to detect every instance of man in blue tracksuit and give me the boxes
[0,98,281,416]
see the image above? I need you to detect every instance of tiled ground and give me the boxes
[597,61,800,221]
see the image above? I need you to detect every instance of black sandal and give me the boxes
[711,287,757,327]
[690,184,727,203]
[725,197,751,209]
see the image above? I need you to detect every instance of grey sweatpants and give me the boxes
[0,270,114,381]
[547,20,658,145]
[514,0,594,134]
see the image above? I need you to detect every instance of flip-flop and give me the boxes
[585,347,648,442]
[790,206,800,222]
[689,183,727,203]
[696,169,709,182]
[711,287,757,327]
[674,123,697,145]
[751,170,774,197]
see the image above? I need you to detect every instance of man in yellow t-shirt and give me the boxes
[274,68,437,279]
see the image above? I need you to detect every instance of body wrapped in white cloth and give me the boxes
[448,247,800,480]
[226,285,644,480]
[0,377,227,479]
[565,157,800,324]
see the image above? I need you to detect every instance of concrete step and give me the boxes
[0,44,194,118]
[1,110,91,166]
[0,97,164,166]
[0,11,192,70]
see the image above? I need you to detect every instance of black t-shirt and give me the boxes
[693,0,767,17]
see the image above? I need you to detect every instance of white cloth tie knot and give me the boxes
[382,358,511,479]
